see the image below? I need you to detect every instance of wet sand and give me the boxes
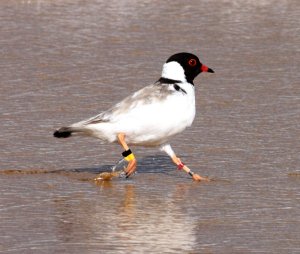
[1,0,300,253]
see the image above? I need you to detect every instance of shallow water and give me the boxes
[1,0,300,253]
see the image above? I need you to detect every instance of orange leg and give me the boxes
[117,133,137,178]
[160,144,209,181]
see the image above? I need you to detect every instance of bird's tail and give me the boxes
[53,126,77,138]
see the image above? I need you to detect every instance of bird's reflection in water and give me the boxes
[51,177,198,252]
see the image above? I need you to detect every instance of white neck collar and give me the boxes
[161,61,187,82]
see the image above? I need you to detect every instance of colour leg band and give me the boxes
[177,162,184,170]
[188,170,194,177]
[122,149,132,157]
[122,149,135,161]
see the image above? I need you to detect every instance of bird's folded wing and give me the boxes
[75,83,174,126]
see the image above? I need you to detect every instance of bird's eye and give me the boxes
[188,59,197,67]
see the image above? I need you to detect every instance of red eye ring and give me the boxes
[188,58,197,67]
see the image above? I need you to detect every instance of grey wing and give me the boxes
[78,83,173,126]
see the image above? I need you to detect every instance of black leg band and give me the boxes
[122,149,132,157]
[188,170,194,177]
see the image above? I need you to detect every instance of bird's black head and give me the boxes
[166,52,214,84]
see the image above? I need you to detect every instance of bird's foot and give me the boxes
[124,158,137,178]
[192,173,210,182]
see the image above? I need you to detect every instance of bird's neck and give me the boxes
[161,62,187,83]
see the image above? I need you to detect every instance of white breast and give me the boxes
[118,83,195,146]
